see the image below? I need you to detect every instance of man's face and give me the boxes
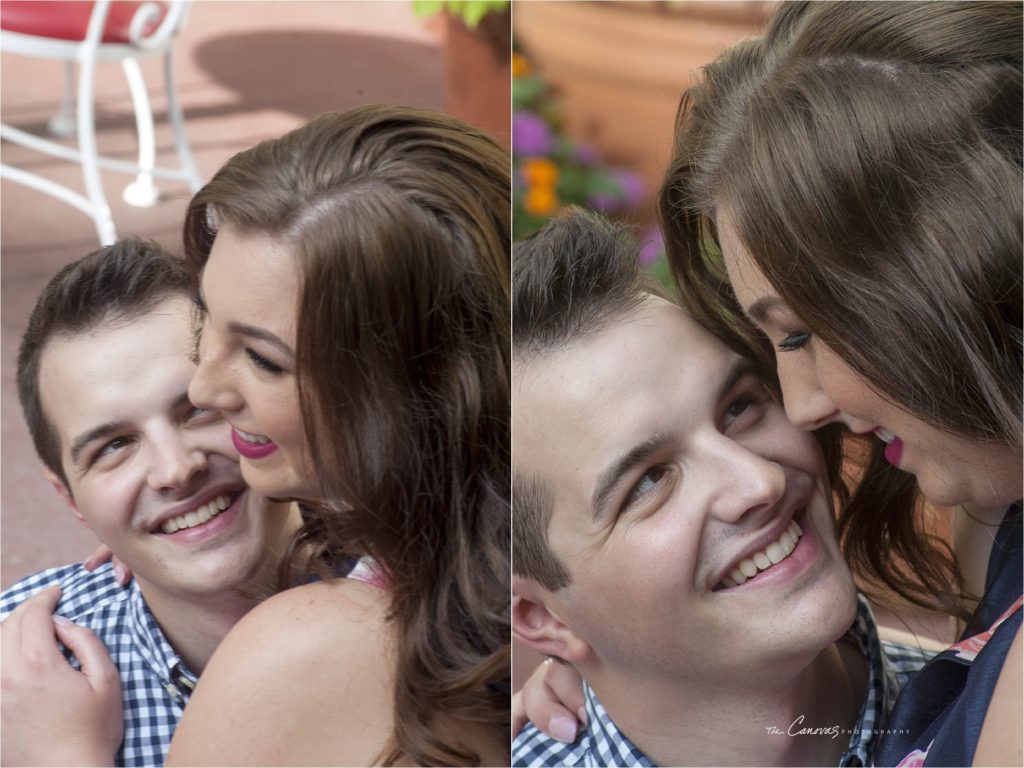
[38,296,291,601]
[514,297,857,685]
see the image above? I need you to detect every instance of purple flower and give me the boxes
[587,190,619,213]
[588,168,647,213]
[513,111,554,156]
[612,169,646,209]
[639,225,665,265]
[573,142,599,165]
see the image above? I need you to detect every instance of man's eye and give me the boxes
[623,465,670,509]
[722,390,768,433]
[777,331,811,352]
[94,437,132,462]
[725,394,756,421]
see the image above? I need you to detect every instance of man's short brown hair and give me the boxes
[17,237,191,486]
[513,207,660,589]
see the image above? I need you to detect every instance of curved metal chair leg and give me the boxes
[76,45,116,245]
[121,57,160,207]
[164,49,201,191]
[47,61,77,137]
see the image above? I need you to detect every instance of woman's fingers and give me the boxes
[0,587,122,767]
[82,547,132,586]
[82,545,113,571]
[542,659,587,723]
[52,619,121,695]
[3,586,63,664]
[520,658,586,743]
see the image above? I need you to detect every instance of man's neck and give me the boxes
[137,579,260,675]
[584,639,867,767]
[134,501,303,674]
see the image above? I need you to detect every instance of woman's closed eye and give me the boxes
[189,294,207,365]
[777,331,811,352]
[246,348,284,374]
[189,323,203,366]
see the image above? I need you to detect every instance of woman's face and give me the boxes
[718,212,1023,510]
[189,225,318,501]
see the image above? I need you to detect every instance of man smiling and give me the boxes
[1,238,300,766]
[511,208,934,767]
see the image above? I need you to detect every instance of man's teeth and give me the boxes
[875,428,896,444]
[161,495,231,534]
[719,520,803,588]
[236,428,270,445]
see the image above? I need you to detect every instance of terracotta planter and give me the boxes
[445,9,512,147]
[514,1,773,219]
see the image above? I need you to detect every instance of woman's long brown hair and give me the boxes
[660,1,1022,621]
[184,106,510,765]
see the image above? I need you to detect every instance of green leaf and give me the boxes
[413,0,509,27]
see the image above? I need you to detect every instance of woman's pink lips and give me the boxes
[231,427,278,459]
[884,436,904,466]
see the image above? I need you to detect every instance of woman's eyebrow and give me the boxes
[227,321,296,359]
[716,357,756,404]
[747,296,785,324]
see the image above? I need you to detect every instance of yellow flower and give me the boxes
[522,157,558,188]
[525,185,558,216]
[512,52,531,78]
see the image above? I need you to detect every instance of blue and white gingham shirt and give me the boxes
[513,596,935,767]
[1,563,197,767]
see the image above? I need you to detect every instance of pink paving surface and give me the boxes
[1,1,453,588]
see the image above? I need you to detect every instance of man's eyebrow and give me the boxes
[716,357,757,405]
[589,358,758,521]
[226,321,295,359]
[746,296,785,324]
[70,421,129,466]
[69,392,194,467]
[591,433,671,522]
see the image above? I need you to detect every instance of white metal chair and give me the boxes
[0,0,202,244]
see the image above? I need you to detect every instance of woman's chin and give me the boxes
[240,457,315,503]
[916,471,1017,511]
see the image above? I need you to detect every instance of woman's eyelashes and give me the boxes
[246,347,285,374]
[777,330,811,352]
[189,294,207,365]
[189,323,203,366]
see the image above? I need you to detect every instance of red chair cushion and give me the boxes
[0,1,165,44]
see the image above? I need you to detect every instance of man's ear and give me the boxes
[42,467,89,529]
[513,577,592,663]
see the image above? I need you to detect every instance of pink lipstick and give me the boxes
[884,436,904,466]
[231,427,278,459]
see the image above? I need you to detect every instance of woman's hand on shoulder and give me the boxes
[167,579,395,767]
[514,657,586,742]
[1,587,122,766]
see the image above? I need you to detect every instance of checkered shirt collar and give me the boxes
[836,595,894,766]
[126,581,199,702]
